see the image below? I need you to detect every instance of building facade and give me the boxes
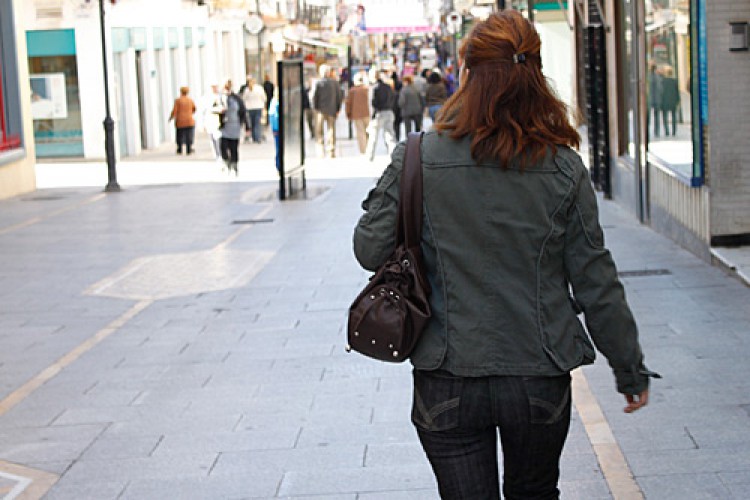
[577,0,750,261]
[0,0,36,200]
[24,0,233,159]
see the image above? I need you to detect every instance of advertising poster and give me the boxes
[30,73,68,120]
[358,0,439,34]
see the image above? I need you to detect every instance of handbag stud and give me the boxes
[354,331,360,336]
[371,339,376,344]
[393,351,399,357]
[345,345,352,352]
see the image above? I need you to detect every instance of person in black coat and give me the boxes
[263,74,275,125]
[659,66,679,137]
[391,71,403,142]
[648,63,663,137]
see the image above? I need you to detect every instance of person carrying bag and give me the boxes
[352,10,658,500]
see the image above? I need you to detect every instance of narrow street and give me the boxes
[1,126,750,498]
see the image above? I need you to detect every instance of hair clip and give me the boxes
[513,53,527,64]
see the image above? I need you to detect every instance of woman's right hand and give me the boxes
[623,389,649,413]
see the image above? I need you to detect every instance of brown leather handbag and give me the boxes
[347,132,432,362]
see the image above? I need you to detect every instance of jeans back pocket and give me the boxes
[522,374,571,425]
[411,370,463,432]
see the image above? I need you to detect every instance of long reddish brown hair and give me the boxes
[435,10,580,169]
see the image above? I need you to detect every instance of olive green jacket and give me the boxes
[353,131,654,395]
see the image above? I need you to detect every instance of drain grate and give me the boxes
[231,218,274,225]
[22,195,65,201]
[139,183,183,189]
[618,269,671,278]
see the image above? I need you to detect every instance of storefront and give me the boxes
[26,29,85,158]
[607,0,710,255]
[0,5,24,156]
[0,0,36,200]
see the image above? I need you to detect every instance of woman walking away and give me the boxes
[353,10,658,500]
[398,75,424,134]
[219,79,248,175]
[169,86,196,154]
[424,70,447,123]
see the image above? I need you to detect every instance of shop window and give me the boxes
[621,0,637,160]
[645,0,692,178]
[26,30,84,157]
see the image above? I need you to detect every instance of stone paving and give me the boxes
[1,125,749,499]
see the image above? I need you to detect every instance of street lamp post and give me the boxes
[497,0,506,9]
[98,0,120,192]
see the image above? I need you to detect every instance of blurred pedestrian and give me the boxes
[364,70,397,161]
[444,65,457,97]
[268,90,281,173]
[413,67,428,101]
[219,79,248,175]
[425,71,447,123]
[391,71,403,142]
[345,71,370,154]
[201,83,224,161]
[263,74,275,125]
[240,76,266,144]
[398,75,424,134]
[353,10,658,499]
[304,80,316,140]
[660,66,679,137]
[168,86,196,155]
[647,62,663,138]
[313,65,344,158]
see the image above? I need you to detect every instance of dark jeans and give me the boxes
[412,370,571,500]
[394,110,403,142]
[403,114,423,134]
[176,126,195,152]
[247,109,263,142]
[662,107,677,136]
[219,137,239,163]
[650,106,660,137]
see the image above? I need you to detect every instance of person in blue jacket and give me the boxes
[268,92,280,173]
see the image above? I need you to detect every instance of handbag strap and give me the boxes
[396,132,425,248]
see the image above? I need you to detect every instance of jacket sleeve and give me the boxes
[352,143,406,271]
[563,157,657,395]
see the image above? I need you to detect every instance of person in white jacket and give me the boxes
[200,83,224,161]
[240,76,267,143]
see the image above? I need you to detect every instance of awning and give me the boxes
[284,37,346,52]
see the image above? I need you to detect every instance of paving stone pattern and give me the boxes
[1,147,749,499]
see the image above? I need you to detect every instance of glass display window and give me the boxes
[28,54,84,157]
[645,0,692,177]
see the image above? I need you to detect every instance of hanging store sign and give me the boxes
[360,0,439,34]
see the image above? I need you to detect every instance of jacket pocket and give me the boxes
[522,374,571,425]
[411,370,462,432]
[577,328,597,366]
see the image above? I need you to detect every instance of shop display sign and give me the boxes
[29,73,68,120]
[361,0,438,33]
